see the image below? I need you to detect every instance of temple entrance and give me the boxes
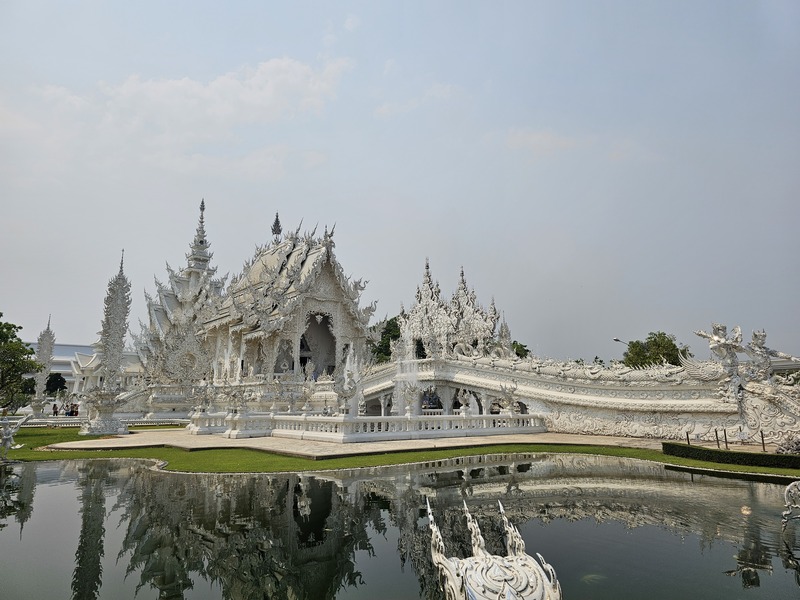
[301,313,336,379]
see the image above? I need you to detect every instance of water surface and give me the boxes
[1,454,798,599]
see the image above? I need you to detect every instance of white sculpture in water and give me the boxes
[427,499,561,600]
[782,481,800,531]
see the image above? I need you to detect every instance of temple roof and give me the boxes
[207,223,375,335]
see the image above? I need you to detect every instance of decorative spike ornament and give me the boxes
[187,200,213,270]
[100,251,132,391]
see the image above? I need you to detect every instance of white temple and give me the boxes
[67,201,800,443]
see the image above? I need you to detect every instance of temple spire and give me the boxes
[271,212,282,243]
[100,252,132,391]
[34,317,56,402]
[187,200,213,270]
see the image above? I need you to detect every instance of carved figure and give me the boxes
[695,323,742,372]
[744,330,800,382]
[1,415,32,460]
[453,341,478,358]
[695,324,744,403]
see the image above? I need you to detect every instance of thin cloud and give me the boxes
[344,15,361,32]
[94,58,353,131]
[505,128,580,156]
[1,57,352,180]
[374,82,454,117]
[382,59,396,76]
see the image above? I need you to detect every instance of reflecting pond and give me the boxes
[1,454,799,599]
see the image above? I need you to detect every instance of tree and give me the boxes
[45,372,67,395]
[512,340,530,359]
[0,313,42,411]
[21,377,36,395]
[370,317,401,363]
[622,331,691,368]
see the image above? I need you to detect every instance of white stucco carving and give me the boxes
[427,499,561,600]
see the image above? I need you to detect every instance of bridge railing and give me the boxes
[189,410,547,442]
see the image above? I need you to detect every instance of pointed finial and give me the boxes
[187,200,213,268]
[119,249,125,273]
[271,212,282,239]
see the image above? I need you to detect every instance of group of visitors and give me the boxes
[52,403,79,417]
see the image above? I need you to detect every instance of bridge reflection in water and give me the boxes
[1,455,798,599]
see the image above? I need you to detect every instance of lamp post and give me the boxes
[613,338,630,364]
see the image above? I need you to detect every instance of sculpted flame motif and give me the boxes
[427,499,561,600]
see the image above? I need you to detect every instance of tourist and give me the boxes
[52,403,58,417]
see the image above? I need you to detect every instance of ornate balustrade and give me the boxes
[186,410,229,435]
[189,410,546,442]
[365,358,725,408]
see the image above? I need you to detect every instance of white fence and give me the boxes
[188,410,546,443]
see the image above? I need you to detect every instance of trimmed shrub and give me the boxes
[663,441,800,470]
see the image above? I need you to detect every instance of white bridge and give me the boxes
[183,353,756,443]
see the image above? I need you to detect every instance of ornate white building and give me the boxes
[131,203,378,421]
[66,201,800,443]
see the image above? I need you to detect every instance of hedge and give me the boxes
[663,441,800,470]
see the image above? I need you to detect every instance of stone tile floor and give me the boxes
[47,429,777,459]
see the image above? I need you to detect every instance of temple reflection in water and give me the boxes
[1,455,799,599]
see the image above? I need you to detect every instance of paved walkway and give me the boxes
[47,429,776,460]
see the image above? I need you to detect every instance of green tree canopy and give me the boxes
[511,340,530,359]
[0,313,42,411]
[45,372,67,395]
[21,377,36,395]
[621,331,691,368]
[370,317,401,363]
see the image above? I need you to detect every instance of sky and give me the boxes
[1,1,798,362]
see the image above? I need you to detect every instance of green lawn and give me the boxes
[6,426,800,477]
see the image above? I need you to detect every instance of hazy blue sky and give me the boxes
[2,1,798,361]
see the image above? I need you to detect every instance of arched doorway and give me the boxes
[301,313,336,379]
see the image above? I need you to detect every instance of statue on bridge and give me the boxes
[694,324,744,404]
[743,329,800,383]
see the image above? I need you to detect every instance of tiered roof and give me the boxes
[208,222,375,339]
